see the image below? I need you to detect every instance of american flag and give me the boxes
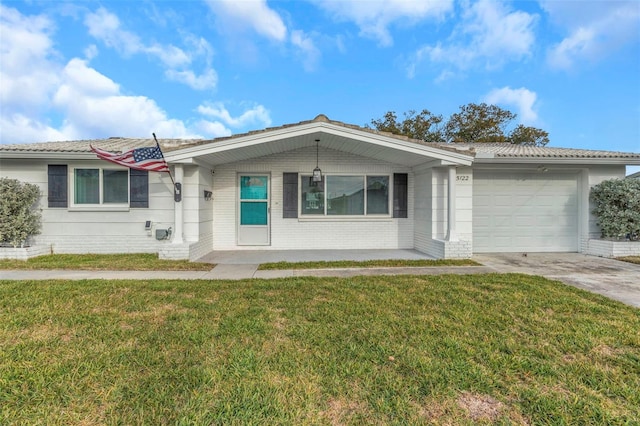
[90,144,170,172]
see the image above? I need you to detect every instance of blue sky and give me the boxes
[1,1,639,171]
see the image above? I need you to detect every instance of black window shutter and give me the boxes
[393,173,408,218]
[283,173,298,218]
[47,165,68,208]
[129,169,149,208]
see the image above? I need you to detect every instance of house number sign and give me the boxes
[456,175,471,182]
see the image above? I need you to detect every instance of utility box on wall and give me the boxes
[156,228,171,240]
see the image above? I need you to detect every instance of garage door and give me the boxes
[473,171,579,252]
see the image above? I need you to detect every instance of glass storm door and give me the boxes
[238,175,270,245]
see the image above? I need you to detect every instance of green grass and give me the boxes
[617,256,640,265]
[0,253,213,271]
[0,254,478,272]
[258,258,480,270]
[1,274,639,424]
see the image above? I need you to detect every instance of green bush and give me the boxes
[590,178,640,239]
[0,178,42,247]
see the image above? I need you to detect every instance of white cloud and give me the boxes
[484,86,538,125]
[197,102,271,129]
[84,7,216,89]
[84,7,143,57]
[204,0,287,41]
[408,0,537,77]
[290,30,321,71]
[194,120,233,138]
[84,44,98,60]
[0,113,66,143]
[52,59,198,139]
[543,1,640,70]
[0,5,60,114]
[165,68,218,91]
[146,44,191,69]
[0,6,265,144]
[313,0,453,46]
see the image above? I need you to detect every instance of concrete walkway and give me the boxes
[1,251,638,308]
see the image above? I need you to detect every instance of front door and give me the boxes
[238,175,270,245]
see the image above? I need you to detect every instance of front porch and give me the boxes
[196,248,436,264]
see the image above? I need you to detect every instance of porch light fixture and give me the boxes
[312,139,322,183]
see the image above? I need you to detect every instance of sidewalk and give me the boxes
[0,264,494,281]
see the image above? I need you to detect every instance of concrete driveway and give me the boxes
[474,253,640,308]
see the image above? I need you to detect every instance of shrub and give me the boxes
[0,178,42,247]
[590,178,640,239]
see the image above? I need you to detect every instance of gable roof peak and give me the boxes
[313,114,330,122]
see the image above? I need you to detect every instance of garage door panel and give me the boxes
[474,195,491,207]
[495,195,513,206]
[493,237,513,249]
[534,195,555,206]
[494,215,512,227]
[514,215,534,226]
[473,171,578,253]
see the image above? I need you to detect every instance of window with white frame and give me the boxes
[301,175,389,216]
[74,168,128,205]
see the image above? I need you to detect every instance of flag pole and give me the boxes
[153,133,175,187]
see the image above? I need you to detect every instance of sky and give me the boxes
[1,1,639,172]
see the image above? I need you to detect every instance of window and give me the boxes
[48,165,149,209]
[74,168,129,205]
[301,175,390,216]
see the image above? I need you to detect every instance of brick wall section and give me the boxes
[0,245,52,260]
[0,159,183,256]
[414,166,473,259]
[584,239,640,257]
[212,146,414,250]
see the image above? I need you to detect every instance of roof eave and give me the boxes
[0,152,97,160]
[473,157,640,165]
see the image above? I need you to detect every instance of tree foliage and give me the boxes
[0,178,42,247]
[509,124,550,147]
[590,178,640,239]
[369,109,445,143]
[369,103,549,146]
[444,103,515,143]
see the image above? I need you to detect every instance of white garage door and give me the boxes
[473,171,579,253]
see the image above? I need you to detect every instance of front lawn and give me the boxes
[1,274,638,424]
[258,258,480,270]
[0,253,213,271]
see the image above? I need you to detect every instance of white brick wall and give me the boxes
[584,239,640,257]
[212,146,414,250]
[0,158,193,258]
[0,244,52,260]
[413,166,473,259]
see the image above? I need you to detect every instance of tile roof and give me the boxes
[449,143,640,159]
[1,115,638,160]
[0,137,206,153]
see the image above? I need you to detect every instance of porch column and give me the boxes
[173,164,184,244]
[446,165,458,241]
